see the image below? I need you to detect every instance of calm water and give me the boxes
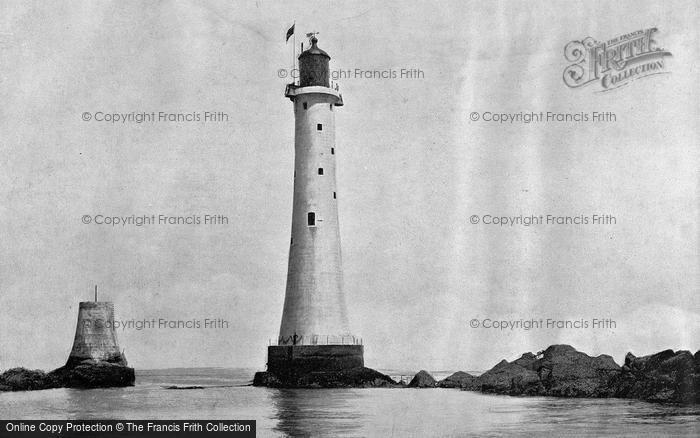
[0,368,698,437]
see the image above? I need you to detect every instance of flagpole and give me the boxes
[292,21,296,85]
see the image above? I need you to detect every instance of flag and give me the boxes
[285,24,295,42]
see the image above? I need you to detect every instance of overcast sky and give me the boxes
[1,0,698,372]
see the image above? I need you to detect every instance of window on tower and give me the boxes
[330,104,333,111]
[331,147,335,155]
[303,102,308,110]
[333,192,336,199]
[307,212,316,226]
[317,124,322,131]
[318,168,324,175]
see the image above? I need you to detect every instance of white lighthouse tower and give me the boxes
[267,35,363,377]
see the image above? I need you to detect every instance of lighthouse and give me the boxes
[266,35,364,377]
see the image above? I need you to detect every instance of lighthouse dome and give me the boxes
[299,37,330,59]
[298,37,330,87]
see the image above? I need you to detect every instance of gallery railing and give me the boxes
[271,335,363,346]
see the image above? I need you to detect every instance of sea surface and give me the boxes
[1,368,698,437]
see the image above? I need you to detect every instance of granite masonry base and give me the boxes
[254,344,399,388]
[267,345,364,375]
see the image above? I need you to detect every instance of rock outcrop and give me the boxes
[407,370,437,388]
[475,358,542,395]
[451,345,698,404]
[51,360,135,389]
[253,367,398,388]
[437,371,477,388]
[0,368,61,391]
[471,345,621,397]
[611,349,699,404]
[0,360,135,392]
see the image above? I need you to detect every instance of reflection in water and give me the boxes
[271,389,363,437]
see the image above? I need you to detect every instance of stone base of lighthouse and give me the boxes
[267,345,364,376]
[254,345,399,388]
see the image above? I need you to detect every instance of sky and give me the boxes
[0,0,698,372]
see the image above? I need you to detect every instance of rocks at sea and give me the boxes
[472,345,620,397]
[253,367,398,389]
[437,371,477,388]
[52,360,135,389]
[612,349,699,404]
[0,368,61,391]
[407,370,436,388]
[432,344,699,404]
[0,359,135,392]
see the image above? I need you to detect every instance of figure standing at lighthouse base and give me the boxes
[265,35,364,378]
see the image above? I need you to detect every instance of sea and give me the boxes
[0,368,698,437]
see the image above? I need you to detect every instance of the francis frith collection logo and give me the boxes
[563,27,672,92]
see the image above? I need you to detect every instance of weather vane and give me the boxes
[305,31,319,43]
